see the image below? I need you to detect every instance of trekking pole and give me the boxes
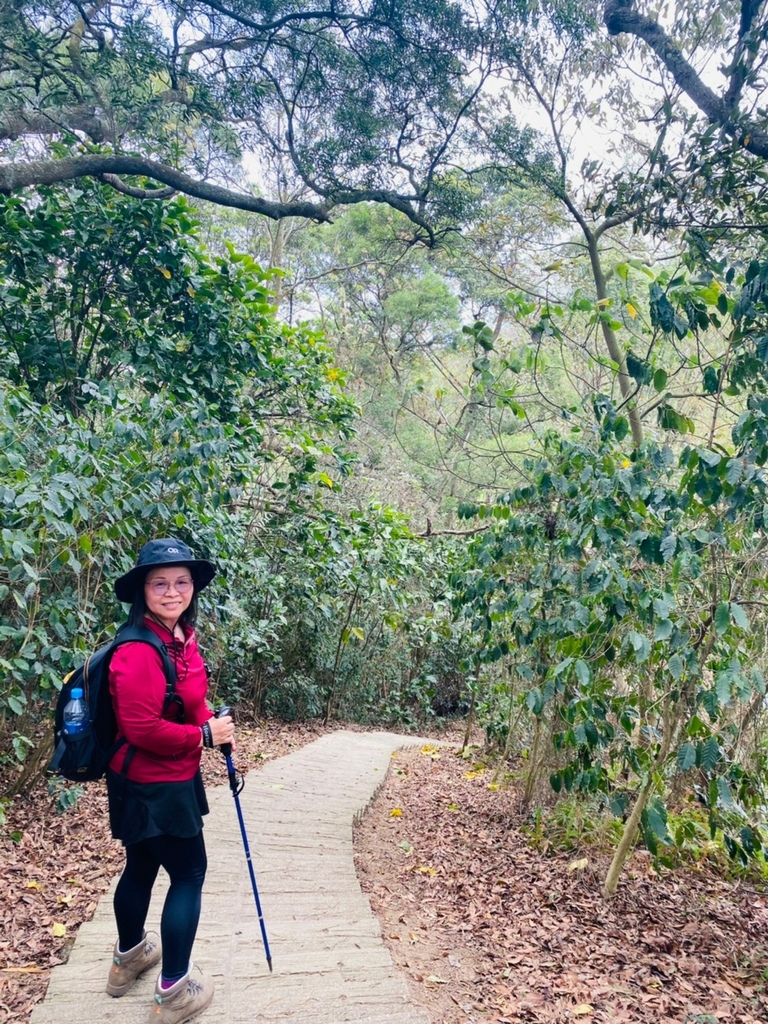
[215,706,273,972]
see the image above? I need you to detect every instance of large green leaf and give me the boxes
[676,742,696,771]
[574,659,591,686]
[654,618,673,641]
[716,777,734,809]
[730,602,749,630]
[627,630,651,663]
[715,671,732,705]
[699,737,720,772]
[668,654,684,680]
[714,602,731,635]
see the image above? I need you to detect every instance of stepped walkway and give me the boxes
[31,731,432,1024]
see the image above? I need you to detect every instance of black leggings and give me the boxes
[113,831,208,982]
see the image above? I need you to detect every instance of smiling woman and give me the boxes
[143,569,195,634]
[103,537,235,1024]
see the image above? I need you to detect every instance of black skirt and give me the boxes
[106,768,209,846]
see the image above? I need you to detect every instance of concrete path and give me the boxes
[31,731,431,1024]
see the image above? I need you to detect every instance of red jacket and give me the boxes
[108,619,212,783]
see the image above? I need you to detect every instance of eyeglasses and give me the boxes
[145,577,194,595]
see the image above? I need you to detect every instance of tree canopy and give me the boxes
[604,0,768,159]
[1,0,492,236]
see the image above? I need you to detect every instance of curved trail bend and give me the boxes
[31,730,432,1024]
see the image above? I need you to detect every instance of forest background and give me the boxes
[5,0,768,905]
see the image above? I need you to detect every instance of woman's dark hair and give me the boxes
[126,576,199,632]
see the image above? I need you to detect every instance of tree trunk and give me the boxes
[460,687,476,755]
[602,774,655,898]
[323,584,361,724]
[585,232,644,447]
[522,714,544,810]
[5,734,53,798]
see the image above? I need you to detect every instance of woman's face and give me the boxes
[143,565,194,629]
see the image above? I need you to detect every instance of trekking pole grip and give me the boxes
[214,705,233,758]
[214,706,241,795]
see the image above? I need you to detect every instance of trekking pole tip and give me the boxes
[267,956,273,973]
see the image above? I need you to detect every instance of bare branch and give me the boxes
[98,174,177,200]
[417,524,491,538]
[0,106,111,143]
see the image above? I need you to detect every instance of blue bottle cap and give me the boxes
[70,687,84,699]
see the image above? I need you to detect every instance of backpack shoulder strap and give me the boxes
[110,624,177,702]
[107,625,181,782]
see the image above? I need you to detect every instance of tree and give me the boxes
[0,180,359,437]
[465,18,667,447]
[454,420,768,895]
[604,1,768,161]
[1,0,491,237]
[0,180,477,793]
[601,1,768,240]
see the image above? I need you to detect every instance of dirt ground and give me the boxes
[4,724,768,1024]
[354,742,768,1024]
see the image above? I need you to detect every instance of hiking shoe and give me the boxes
[148,964,214,1024]
[106,930,162,997]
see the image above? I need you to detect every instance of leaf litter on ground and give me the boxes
[354,744,768,1024]
[5,723,768,1024]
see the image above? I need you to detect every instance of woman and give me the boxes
[104,538,234,1024]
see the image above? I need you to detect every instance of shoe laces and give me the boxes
[186,976,205,996]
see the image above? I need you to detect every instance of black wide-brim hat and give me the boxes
[114,538,216,603]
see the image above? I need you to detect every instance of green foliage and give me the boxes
[252,505,473,727]
[452,417,768,869]
[0,183,474,792]
[0,0,492,230]
[0,183,356,430]
[48,778,85,815]
[9,6,768,910]
[522,796,624,854]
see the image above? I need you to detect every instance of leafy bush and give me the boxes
[0,182,470,794]
[454,421,768,890]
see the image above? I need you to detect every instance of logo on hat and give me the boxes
[166,547,180,553]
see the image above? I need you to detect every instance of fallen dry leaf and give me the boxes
[568,858,589,873]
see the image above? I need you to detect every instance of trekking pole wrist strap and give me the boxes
[201,720,214,748]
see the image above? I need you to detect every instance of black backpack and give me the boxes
[48,624,177,782]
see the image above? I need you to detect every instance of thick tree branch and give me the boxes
[604,1,729,122]
[0,106,111,143]
[0,152,438,232]
[0,153,334,219]
[417,524,490,538]
[724,0,764,109]
[604,0,768,158]
[191,0,399,40]
[0,88,191,144]
[2,1,472,233]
